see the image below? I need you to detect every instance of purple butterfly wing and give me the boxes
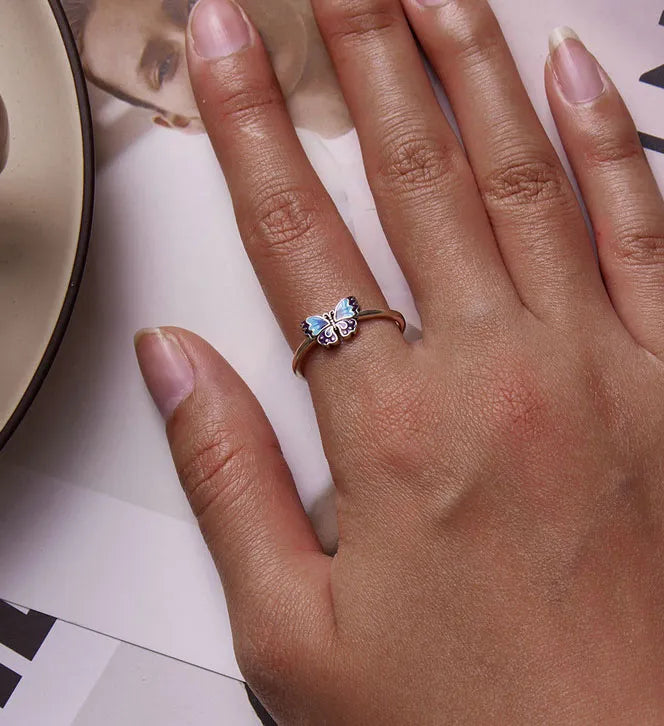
[317,326,339,347]
[335,318,358,339]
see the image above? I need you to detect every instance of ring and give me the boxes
[292,296,406,376]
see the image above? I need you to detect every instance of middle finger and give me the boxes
[312,0,520,331]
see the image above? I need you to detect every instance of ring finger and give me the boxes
[400,0,612,324]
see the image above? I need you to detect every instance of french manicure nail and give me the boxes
[549,27,605,105]
[135,329,195,421]
[190,0,251,60]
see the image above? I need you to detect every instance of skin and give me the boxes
[80,0,351,137]
[136,0,664,722]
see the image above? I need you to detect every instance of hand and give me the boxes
[135,0,664,722]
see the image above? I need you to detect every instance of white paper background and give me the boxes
[1,0,663,682]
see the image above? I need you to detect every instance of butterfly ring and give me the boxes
[292,297,406,376]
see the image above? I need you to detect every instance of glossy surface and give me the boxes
[0,0,92,447]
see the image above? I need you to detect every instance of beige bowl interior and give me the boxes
[0,0,86,440]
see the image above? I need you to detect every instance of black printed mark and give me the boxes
[640,64,664,89]
[639,132,664,155]
[0,664,21,709]
[637,10,664,155]
[640,37,664,91]
[245,683,278,726]
[0,602,57,709]
[639,11,664,90]
[0,601,56,661]
[639,9,664,89]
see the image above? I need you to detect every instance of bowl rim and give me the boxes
[0,0,95,451]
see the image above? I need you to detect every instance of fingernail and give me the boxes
[190,0,251,60]
[134,329,195,421]
[415,0,449,6]
[549,27,605,105]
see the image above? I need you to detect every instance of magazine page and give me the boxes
[0,0,662,680]
[0,600,261,725]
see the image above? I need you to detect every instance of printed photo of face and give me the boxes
[64,0,353,138]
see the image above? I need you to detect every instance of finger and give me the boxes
[312,0,518,329]
[185,0,405,389]
[546,29,664,357]
[134,327,334,691]
[400,0,610,324]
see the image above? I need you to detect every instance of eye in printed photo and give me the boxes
[62,0,353,138]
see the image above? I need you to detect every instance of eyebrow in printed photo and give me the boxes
[62,0,353,137]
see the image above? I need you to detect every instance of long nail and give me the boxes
[135,329,195,421]
[549,27,605,105]
[190,0,251,60]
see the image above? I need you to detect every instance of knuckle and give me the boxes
[245,185,318,256]
[178,422,253,521]
[376,132,455,194]
[214,83,282,128]
[452,298,513,345]
[320,0,399,44]
[611,229,664,268]
[582,130,644,168]
[480,158,568,207]
[445,6,503,71]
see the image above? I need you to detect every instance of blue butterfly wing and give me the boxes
[333,296,360,322]
[302,315,330,339]
[303,299,358,346]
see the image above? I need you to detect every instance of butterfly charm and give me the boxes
[301,297,360,347]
